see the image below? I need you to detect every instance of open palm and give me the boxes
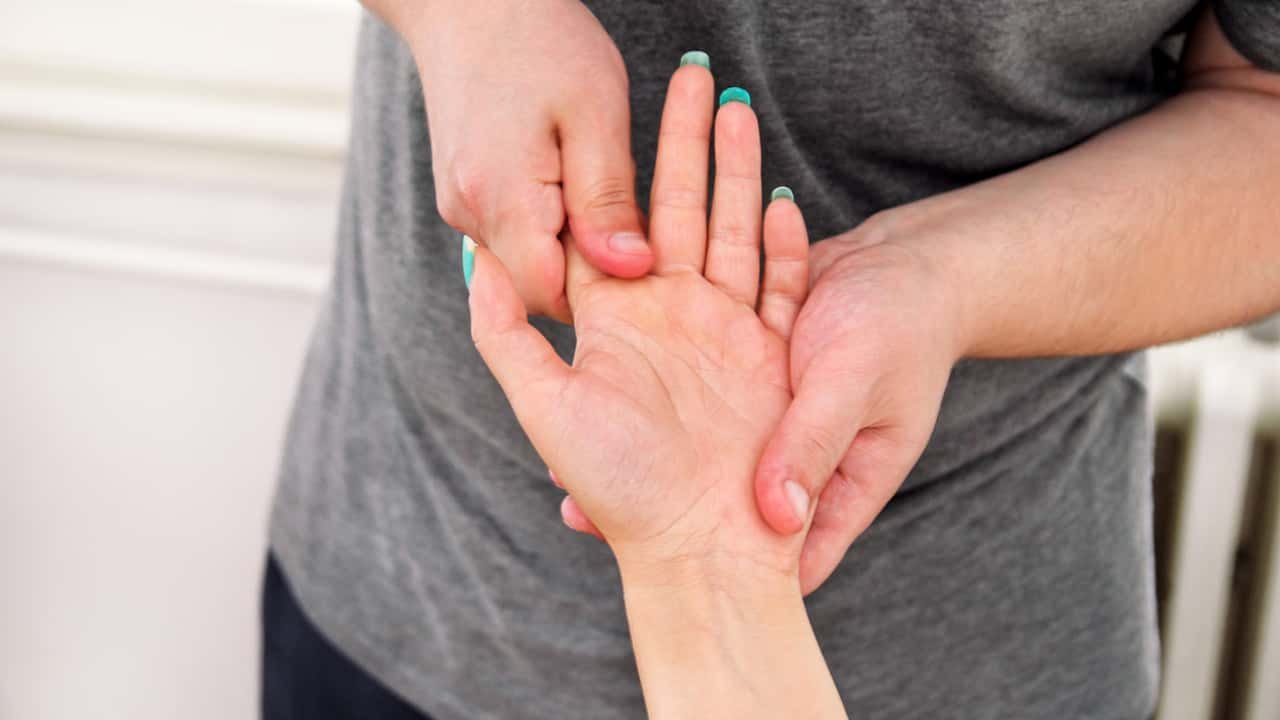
[469,65,811,572]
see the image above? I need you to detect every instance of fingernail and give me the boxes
[679,50,710,70]
[462,234,477,290]
[771,186,795,203]
[784,480,810,523]
[607,231,649,256]
[719,86,751,107]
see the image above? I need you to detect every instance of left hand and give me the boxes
[470,64,814,579]
[753,219,965,594]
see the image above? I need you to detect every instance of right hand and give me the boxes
[372,0,653,321]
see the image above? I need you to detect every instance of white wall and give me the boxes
[0,2,353,718]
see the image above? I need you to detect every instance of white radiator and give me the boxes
[1152,329,1280,720]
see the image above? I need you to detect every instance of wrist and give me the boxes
[617,548,846,719]
[618,554,822,718]
[616,545,800,606]
[832,206,978,362]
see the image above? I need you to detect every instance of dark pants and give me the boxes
[261,553,434,720]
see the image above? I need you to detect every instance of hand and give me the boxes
[373,0,651,321]
[471,66,847,718]
[469,63,812,578]
[753,220,964,594]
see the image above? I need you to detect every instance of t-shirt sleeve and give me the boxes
[1213,0,1280,72]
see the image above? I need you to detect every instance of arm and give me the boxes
[619,558,844,720]
[752,4,1280,594]
[883,6,1280,357]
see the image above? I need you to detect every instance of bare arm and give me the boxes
[882,6,1280,358]
[753,4,1280,593]
[620,559,845,720]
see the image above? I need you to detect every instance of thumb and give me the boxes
[754,369,870,535]
[559,104,653,279]
[467,237,572,425]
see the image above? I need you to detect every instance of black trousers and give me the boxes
[261,553,434,720]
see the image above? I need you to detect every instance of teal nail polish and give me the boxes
[462,234,476,290]
[679,50,710,70]
[719,86,751,107]
[771,186,795,202]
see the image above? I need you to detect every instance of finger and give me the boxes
[559,77,653,279]
[798,428,918,594]
[560,495,605,541]
[754,360,870,534]
[470,226,572,323]
[467,237,573,425]
[563,231,608,313]
[648,56,715,274]
[758,187,809,341]
[704,88,763,307]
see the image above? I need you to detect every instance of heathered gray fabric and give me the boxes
[269,2,1274,717]
[1215,0,1280,71]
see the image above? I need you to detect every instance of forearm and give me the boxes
[617,557,846,719]
[870,17,1280,359]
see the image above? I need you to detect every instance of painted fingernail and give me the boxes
[679,50,710,70]
[784,480,810,523]
[771,186,795,203]
[607,231,650,255]
[462,234,477,290]
[719,86,751,107]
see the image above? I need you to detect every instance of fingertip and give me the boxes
[678,50,711,72]
[670,59,715,102]
[718,86,751,107]
[764,190,807,246]
[560,495,605,541]
[462,234,477,290]
[714,94,760,148]
[568,224,654,279]
[559,494,577,526]
[754,460,808,535]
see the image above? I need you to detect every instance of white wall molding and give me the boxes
[0,227,328,297]
[0,0,360,155]
[0,71,351,156]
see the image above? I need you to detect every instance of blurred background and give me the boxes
[0,1,1277,719]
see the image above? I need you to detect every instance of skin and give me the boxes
[470,64,845,718]
[752,4,1280,593]
[362,0,651,322]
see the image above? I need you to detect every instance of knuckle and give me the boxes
[435,190,468,229]
[451,163,487,208]
[793,421,846,475]
[651,180,703,211]
[711,222,757,249]
[578,176,635,214]
[597,43,629,88]
[435,163,488,228]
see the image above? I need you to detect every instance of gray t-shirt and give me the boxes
[269,2,1280,717]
